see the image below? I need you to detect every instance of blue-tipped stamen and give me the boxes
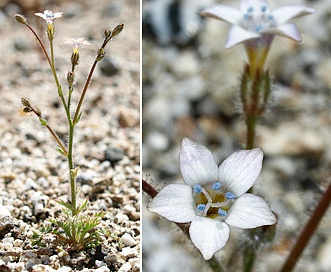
[243,13,251,20]
[247,7,254,13]
[197,204,206,212]
[261,5,267,12]
[212,182,222,190]
[218,209,227,217]
[193,184,202,193]
[225,192,236,199]
[255,25,263,32]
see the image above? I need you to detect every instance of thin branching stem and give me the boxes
[29,107,67,155]
[25,23,51,66]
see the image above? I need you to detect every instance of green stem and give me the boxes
[245,114,257,150]
[49,38,70,121]
[68,122,76,215]
[73,59,98,124]
[48,32,78,215]
[243,241,256,272]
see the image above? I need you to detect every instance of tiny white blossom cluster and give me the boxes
[148,138,276,260]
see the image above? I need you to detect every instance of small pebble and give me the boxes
[118,262,131,272]
[120,233,137,247]
[121,247,138,258]
[0,205,12,219]
[104,147,125,164]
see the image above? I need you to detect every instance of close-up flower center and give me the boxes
[241,5,276,33]
[193,182,236,220]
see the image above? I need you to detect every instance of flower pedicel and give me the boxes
[148,138,276,260]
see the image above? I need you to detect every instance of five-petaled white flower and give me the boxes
[35,10,63,25]
[64,38,91,54]
[147,138,276,260]
[200,0,314,74]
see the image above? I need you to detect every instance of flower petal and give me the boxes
[147,184,196,223]
[225,193,276,229]
[180,138,219,187]
[264,23,302,42]
[200,5,242,25]
[226,25,261,48]
[219,148,263,196]
[190,216,230,260]
[272,5,315,25]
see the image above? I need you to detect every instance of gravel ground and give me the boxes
[142,0,331,271]
[0,0,140,271]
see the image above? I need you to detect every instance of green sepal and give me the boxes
[39,117,47,126]
[55,146,67,156]
[74,112,82,125]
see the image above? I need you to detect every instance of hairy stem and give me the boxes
[245,114,257,150]
[280,183,331,272]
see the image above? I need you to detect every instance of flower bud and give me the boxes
[104,29,112,39]
[97,48,105,61]
[23,107,32,113]
[71,52,79,66]
[67,71,74,86]
[21,97,31,107]
[15,14,27,25]
[112,24,124,37]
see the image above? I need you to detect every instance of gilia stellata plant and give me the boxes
[15,10,123,251]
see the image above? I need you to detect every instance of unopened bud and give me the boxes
[21,97,31,107]
[23,107,32,113]
[97,48,105,61]
[112,24,124,37]
[71,52,79,66]
[67,71,74,86]
[104,29,112,39]
[15,14,27,25]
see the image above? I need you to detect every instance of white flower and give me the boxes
[35,10,63,25]
[200,0,314,49]
[64,38,91,53]
[147,138,276,260]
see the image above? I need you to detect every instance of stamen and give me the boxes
[247,7,254,13]
[243,13,251,20]
[201,187,212,203]
[211,200,229,208]
[225,192,236,199]
[197,204,206,212]
[212,182,222,190]
[261,5,267,12]
[255,25,263,32]
[218,209,227,217]
[193,184,202,193]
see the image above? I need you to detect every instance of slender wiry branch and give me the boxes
[280,182,331,272]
